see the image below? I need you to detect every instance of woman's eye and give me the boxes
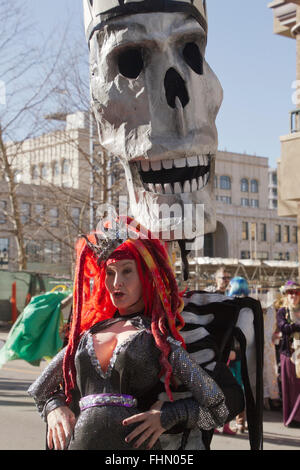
[123,269,132,275]
[118,48,144,79]
[183,42,203,75]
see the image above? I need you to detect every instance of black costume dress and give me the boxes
[28,314,228,450]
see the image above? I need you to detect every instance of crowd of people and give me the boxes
[208,266,300,432]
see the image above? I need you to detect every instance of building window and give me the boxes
[49,207,59,227]
[283,225,290,243]
[25,240,43,263]
[219,196,232,205]
[275,225,281,243]
[272,188,277,196]
[292,226,298,244]
[41,165,48,178]
[220,175,231,190]
[274,252,289,261]
[250,222,257,241]
[260,223,267,242]
[53,162,60,177]
[0,201,7,224]
[62,159,70,175]
[0,238,9,266]
[44,240,61,263]
[250,199,259,208]
[214,175,218,188]
[21,203,31,224]
[250,179,259,193]
[242,221,249,240]
[272,172,277,185]
[35,204,45,225]
[71,207,80,227]
[14,170,22,183]
[241,178,249,192]
[241,198,249,207]
[241,250,250,259]
[32,165,39,180]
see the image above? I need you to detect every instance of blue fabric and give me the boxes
[229,360,244,389]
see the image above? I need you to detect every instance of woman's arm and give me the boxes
[28,346,77,450]
[123,342,228,448]
[277,308,300,335]
[28,347,67,419]
[159,345,228,431]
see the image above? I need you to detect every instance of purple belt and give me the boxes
[79,393,138,411]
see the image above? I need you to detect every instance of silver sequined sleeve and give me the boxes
[28,347,67,421]
[160,344,229,431]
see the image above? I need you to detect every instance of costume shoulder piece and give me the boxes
[180,291,264,450]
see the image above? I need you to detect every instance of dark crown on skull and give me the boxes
[83,0,207,42]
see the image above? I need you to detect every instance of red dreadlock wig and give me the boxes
[63,216,185,404]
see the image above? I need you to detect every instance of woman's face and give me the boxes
[287,290,300,308]
[105,259,144,315]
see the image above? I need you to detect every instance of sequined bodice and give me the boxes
[75,323,162,403]
[88,324,144,377]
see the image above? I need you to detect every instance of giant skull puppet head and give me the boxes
[83,0,223,252]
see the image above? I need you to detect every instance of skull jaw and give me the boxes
[121,156,216,241]
[130,188,217,241]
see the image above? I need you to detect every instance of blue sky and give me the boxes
[26,0,296,169]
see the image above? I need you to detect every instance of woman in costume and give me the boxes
[276,281,300,427]
[28,217,228,450]
[262,291,281,411]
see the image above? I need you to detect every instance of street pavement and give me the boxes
[0,323,299,451]
[211,411,300,451]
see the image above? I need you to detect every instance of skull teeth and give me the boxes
[133,155,212,195]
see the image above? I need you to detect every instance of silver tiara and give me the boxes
[82,233,124,265]
[83,0,207,42]
[82,216,136,265]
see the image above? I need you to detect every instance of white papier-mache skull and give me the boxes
[83,0,223,244]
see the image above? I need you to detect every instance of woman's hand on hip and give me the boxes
[122,400,165,449]
[47,406,76,450]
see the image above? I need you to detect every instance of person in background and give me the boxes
[272,292,286,402]
[214,275,247,436]
[276,280,300,428]
[262,291,282,411]
[226,276,249,433]
[214,266,231,294]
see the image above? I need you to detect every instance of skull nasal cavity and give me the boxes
[164,68,189,109]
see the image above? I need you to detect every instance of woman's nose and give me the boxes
[114,274,124,288]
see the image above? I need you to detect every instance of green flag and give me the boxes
[0,290,71,367]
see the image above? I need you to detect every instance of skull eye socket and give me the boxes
[183,42,203,75]
[118,48,144,79]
